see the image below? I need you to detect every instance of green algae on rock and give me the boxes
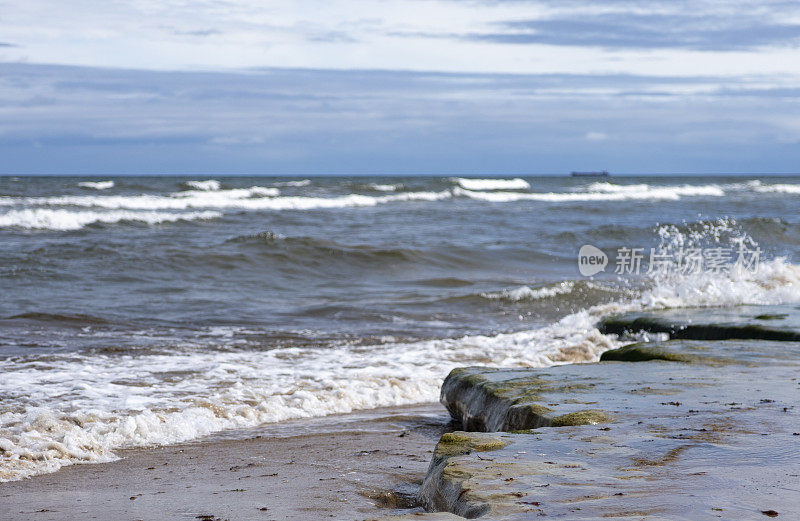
[436,432,508,456]
[440,367,609,432]
[551,409,611,427]
[601,339,800,366]
[600,343,699,363]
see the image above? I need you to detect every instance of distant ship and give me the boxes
[571,170,609,177]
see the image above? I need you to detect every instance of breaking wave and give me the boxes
[0,209,221,230]
[77,181,114,190]
[453,177,530,190]
[272,179,311,187]
[0,189,450,212]
[183,179,221,191]
[2,181,798,234]
[752,183,800,194]
[481,281,578,302]
[454,183,725,202]
[368,183,401,191]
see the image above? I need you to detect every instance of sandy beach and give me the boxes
[0,403,450,521]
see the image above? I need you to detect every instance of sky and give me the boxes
[2,0,800,175]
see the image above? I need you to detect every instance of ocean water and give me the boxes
[1,175,799,481]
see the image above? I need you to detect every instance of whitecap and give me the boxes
[454,183,725,202]
[481,282,576,301]
[0,209,221,230]
[369,183,400,191]
[0,190,450,212]
[273,179,311,187]
[752,183,800,194]
[77,181,114,190]
[184,179,221,191]
[453,177,530,190]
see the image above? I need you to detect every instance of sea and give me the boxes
[1,174,799,481]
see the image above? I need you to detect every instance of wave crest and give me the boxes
[183,179,221,191]
[0,209,221,230]
[452,177,530,190]
[481,281,576,302]
[77,181,114,190]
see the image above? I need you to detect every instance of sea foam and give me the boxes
[0,180,794,233]
[184,179,221,191]
[453,178,530,190]
[0,209,221,230]
[368,183,401,191]
[753,183,800,194]
[77,181,115,190]
[0,189,449,212]
[454,183,725,202]
[273,179,312,187]
[481,281,577,301]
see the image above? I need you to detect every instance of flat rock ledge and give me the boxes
[599,305,800,341]
[376,305,800,520]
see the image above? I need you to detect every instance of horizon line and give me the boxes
[2,172,800,178]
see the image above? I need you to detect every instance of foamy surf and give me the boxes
[1,180,797,234]
[368,183,401,191]
[0,208,221,230]
[453,177,530,190]
[273,179,311,187]
[753,183,800,194]
[77,181,115,190]
[454,183,725,202]
[0,189,449,212]
[183,179,221,191]
[481,281,578,301]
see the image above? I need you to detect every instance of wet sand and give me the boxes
[0,403,451,521]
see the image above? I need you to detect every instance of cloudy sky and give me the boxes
[2,0,800,174]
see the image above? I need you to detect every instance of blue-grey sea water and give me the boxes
[1,175,799,480]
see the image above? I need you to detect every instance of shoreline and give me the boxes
[5,307,800,520]
[0,403,451,521]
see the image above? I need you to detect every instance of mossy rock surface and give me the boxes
[601,343,707,363]
[441,367,612,432]
[436,432,508,456]
[551,409,612,427]
[601,339,800,366]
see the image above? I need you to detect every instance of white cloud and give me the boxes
[585,132,608,141]
[1,0,800,77]
[2,63,800,174]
